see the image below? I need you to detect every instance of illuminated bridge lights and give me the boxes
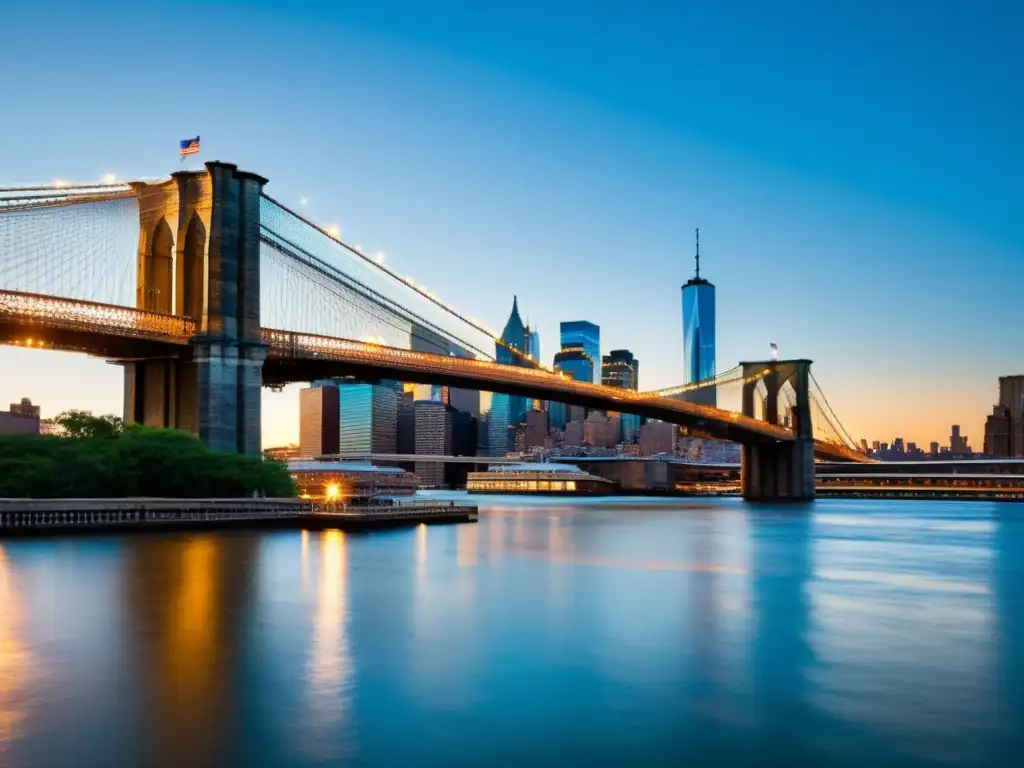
[0,290,196,343]
[261,329,798,442]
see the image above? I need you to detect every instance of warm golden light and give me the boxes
[326,224,341,238]
[102,173,117,184]
[325,483,341,501]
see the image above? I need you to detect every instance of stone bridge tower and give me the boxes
[740,359,815,502]
[124,162,266,455]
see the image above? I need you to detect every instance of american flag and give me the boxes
[179,136,200,157]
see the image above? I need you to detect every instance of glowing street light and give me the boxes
[325,483,341,501]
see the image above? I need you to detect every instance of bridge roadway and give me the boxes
[0,289,868,461]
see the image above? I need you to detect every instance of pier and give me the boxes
[0,498,477,535]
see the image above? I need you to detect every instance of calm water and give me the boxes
[0,495,1022,767]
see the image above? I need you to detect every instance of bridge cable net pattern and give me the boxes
[0,193,138,307]
[260,197,505,361]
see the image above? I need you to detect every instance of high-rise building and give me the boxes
[298,385,340,458]
[414,400,453,486]
[553,347,594,385]
[338,380,398,454]
[984,375,1024,457]
[601,349,639,390]
[929,441,940,456]
[681,229,716,399]
[559,321,600,383]
[601,349,641,444]
[488,297,531,455]
[950,425,970,454]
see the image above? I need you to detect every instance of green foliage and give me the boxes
[54,409,123,439]
[0,415,295,499]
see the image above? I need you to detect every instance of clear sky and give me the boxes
[1,0,1021,449]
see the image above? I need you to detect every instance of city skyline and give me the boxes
[1,1,1021,448]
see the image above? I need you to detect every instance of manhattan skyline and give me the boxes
[1,0,1021,447]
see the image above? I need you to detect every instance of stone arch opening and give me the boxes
[180,213,206,321]
[146,218,173,314]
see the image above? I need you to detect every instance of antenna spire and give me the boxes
[695,228,700,279]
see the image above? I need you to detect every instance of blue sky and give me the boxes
[1,0,1021,447]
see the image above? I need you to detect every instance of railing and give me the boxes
[0,290,196,342]
[263,328,796,441]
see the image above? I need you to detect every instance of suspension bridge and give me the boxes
[0,162,868,501]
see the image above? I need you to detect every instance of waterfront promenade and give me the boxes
[0,497,476,534]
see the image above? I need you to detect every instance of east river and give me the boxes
[0,494,1021,767]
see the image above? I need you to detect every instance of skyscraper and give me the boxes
[559,321,600,383]
[553,347,594,384]
[602,349,641,442]
[488,296,531,455]
[601,349,639,390]
[299,384,340,458]
[682,229,716,397]
[337,380,399,454]
[414,400,453,487]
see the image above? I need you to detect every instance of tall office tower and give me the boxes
[525,326,541,363]
[553,347,594,384]
[601,349,641,443]
[984,375,1024,457]
[601,349,640,390]
[559,321,600,382]
[681,229,716,406]
[338,380,398,454]
[449,387,481,417]
[950,424,970,454]
[298,385,340,458]
[414,400,453,486]
[488,296,531,455]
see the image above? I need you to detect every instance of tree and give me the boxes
[54,410,123,439]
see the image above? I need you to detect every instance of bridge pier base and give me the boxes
[740,359,816,503]
[123,359,198,434]
[741,440,815,502]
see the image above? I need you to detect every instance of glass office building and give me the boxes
[682,231,716,406]
[488,296,531,455]
[337,381,399,454]
[553,347,594,385]
[601,349,642,443]
[559,321,600,383]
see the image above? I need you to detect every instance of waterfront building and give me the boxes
[397,394,416,455]
[564,420,585,447]
[584,413,619,448]
[681,229,716,404]
[467,463,616,495]
[298,384,340,458]
[984,375,1024,457]
[559,321,600,382]
[414,400,454,486]
[288,460,418,500]
[522,410,549,451]
[338,380,399,454]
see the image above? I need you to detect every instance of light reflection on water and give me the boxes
[0,496,1020,766]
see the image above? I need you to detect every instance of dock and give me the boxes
[0,498,477,536]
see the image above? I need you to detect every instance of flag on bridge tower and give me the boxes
[770,342,778,360]
[179,136,200,158]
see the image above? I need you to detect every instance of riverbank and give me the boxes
[0,497,477,535]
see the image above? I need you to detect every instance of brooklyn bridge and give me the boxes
[0,162,869,501]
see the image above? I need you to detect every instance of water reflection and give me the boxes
[0,498,1018,765]
[304,530,352,761]
[0,544,30,761]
